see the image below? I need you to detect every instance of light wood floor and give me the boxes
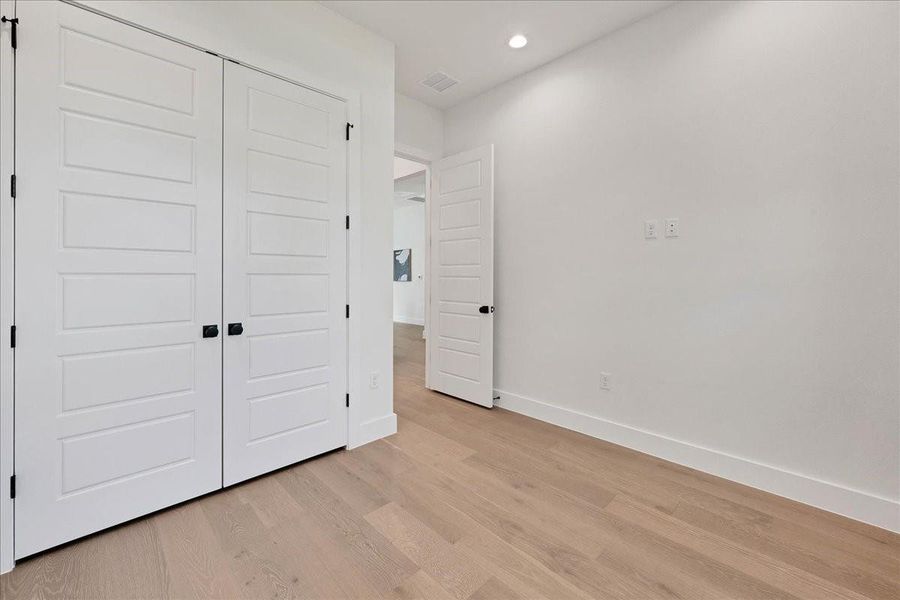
[2,322,898,599]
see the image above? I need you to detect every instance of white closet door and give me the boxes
[14,2,223,558]
[428,145,495,407]
[223,62,348,486]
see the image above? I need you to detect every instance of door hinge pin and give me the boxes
[346,305,350,319]
[346,393,349,407]
[10,325,15,348]
[345,215,350,230]
[346,122,354,141]
[1,16,17,50]
[9,474,15,499]
[10,174,15,199]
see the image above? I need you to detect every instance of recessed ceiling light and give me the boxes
[508,34,527,49]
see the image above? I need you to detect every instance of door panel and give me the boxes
[428,146,494,407]
[223,62,348,486]
[14,2,223,558]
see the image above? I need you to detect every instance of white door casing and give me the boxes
[428,145,494,407]
[222,62,348,486]
[14,2,223,558]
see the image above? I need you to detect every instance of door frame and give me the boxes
[394,142,438,390]
[0,0,364,572]
[0,0,14,575]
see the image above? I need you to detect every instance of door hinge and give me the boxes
[345,304,350,319]
[346,122,354,141]
[345,393,349,407]
[9,474,15,499]
[1,16,17,50]
[10,174,15,199]
[10,325,15,348]
[345,215,350,230]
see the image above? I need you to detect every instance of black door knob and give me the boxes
[202,324,219,338]
[228,322,244,336]
[479,305,494,314]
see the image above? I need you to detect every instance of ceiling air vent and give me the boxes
[421,71,458,93]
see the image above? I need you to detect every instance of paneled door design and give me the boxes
[428,146,495,407]
[223,62,348,485]
[14,2,223,558]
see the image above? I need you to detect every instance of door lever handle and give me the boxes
[202,324,219,338]
[228,322,244,336]
[479,306,494,314]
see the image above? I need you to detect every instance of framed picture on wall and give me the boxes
[394,249,411,282]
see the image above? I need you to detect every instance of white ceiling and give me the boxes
[319,0,675,110]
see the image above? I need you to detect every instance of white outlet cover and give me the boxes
[665,218,679,237]
[644,220,659,239]
[599,372,611,390]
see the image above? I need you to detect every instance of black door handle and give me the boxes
[479,306,494,314]
[228,322,244,336]
[202,324,219,338]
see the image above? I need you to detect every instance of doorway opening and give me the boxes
[393,155,429,390]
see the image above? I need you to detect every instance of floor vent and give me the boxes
[421,71,458,93]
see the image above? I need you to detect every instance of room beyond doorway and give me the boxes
[393,154,428,397]
[393,156,427,328]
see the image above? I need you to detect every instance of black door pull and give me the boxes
[479,305,494,314]
[228,322,244,336]
[202,324,219,338]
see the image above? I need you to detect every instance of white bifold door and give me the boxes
[428,146,495,407]
[14,2,223,557]
[222,62,348,486]
[14,2,349,557]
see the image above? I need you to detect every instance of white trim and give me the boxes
[346,95,364,450]
[393,316,425,326]
[495,388,900,533]
[350,413,397,450]
[395,141,439,164]
[0,0,13,575]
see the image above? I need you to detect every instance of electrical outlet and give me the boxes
[644,220,659,239]
[665,218,679,238]
[369,371,380,389]
[599,372,611,390]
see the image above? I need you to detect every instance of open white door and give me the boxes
[14,2,223,557]
[222,62,348,486]
[428,145,494,407]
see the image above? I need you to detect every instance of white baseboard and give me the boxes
[393,315,425,326]
[350,412,397,449]
[495,388,900,533]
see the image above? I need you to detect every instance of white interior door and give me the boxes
[428,145,494,407]
[14,2,223,557]
[222,62,348,486]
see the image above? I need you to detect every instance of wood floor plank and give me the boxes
[605,495,874,600]
[673,502,899,600]
[305,451,391,516]
[390,570,457,600]
[365,502,491,600]
[153,501,244,599]
[274,464,420,595]
[338,443,477,544]
[468,577,523,600]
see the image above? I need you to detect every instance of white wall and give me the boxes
[77,0,398,441]
[396,93,443,160]
[393,198,426,325]
[444,0,899,530]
